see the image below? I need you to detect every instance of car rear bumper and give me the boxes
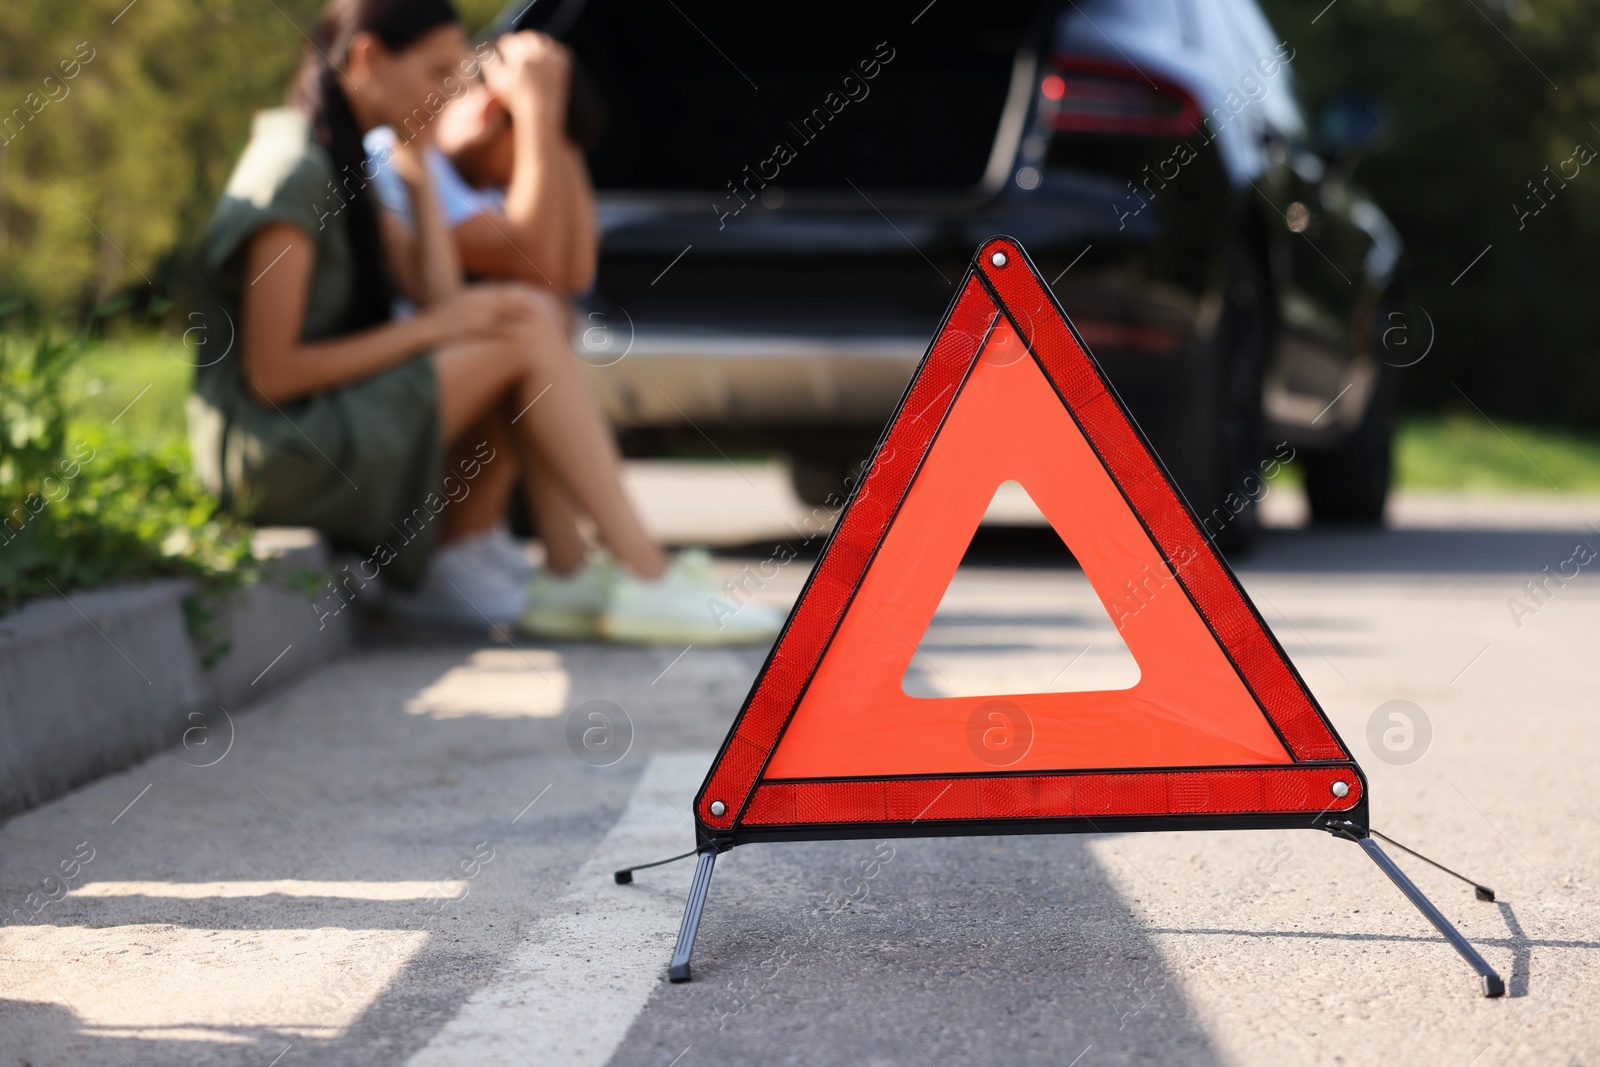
[575,329,929,431]
[575,313,1199,446]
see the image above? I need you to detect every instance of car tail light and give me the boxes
[1071,318,1187,354]
[1040,55,1200,139]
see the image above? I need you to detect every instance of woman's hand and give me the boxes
[483,31,570,130]
[422,285,536,340]
[385,130,462,308]
[388,135,432,188]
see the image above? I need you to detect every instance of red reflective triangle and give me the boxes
[695,238,1360,836]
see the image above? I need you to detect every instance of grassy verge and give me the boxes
[1,331,252,639]
[1395,415,1600,492]
[66,333,193,453]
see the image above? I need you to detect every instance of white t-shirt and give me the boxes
[363,125,505,228]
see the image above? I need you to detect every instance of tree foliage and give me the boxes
[0,0,502,314]
[1263,0,1600,426]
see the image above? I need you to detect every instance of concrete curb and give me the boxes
[0,529,351,818]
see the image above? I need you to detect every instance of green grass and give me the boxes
[1395,415,1600,492]
[66,333,193,452]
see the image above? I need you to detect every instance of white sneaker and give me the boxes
[599,548,785,646]
[484,524,536,580]
[519,555,614,639]
[388,533,528,626]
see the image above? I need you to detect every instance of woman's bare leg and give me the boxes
[473,394,592,575]
[514,300,592,574]
[438,410,517,545]
[522,450,590,574]
[432,304,666,579]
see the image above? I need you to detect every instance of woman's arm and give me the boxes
[378,139,463,308]
[554,139,597,294]
[454,135,593,294]
[500,84,568,282]
[240,223,524,404]
[456,32,580,292]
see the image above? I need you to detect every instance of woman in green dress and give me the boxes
[188,0,780,645]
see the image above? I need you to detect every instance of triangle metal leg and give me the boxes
[668,848,718,982]
[1356,835,1505,997]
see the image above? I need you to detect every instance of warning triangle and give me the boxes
[696,238,1362,840]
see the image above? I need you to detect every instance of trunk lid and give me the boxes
[528,0,1048,205]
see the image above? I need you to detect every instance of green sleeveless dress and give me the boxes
[187,109,441,587]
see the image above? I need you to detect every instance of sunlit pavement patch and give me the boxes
[69,880,467,900]
[0,924,427,1041]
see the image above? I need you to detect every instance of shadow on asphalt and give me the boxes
[1496,900,1537,998]
[721,522,1596,576]
[1143,912,1600,1001]
[1240,526,1596,575]
[717,523,1078,568]
[610,835,1228,1066]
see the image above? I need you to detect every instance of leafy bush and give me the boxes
[0,332,253,615]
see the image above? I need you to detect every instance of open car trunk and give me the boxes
[513,0,1046,198]
[502,0,1054,453]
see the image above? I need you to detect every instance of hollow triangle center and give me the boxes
[901,481,1141,698]
[761,318,1293,780]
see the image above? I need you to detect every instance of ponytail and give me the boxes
[292,0,460,332]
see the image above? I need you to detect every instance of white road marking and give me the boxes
[405,752,712,1067]
[70,880,466,900]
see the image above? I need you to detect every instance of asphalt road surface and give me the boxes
[3,463,1599,1066]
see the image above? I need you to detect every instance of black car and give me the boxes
[501,0,1402,550]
